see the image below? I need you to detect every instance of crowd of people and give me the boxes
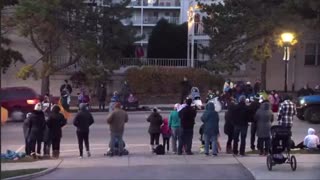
[21,78,319,159]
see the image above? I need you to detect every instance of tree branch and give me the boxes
[30,28,45,55]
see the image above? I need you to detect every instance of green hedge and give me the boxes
[126,67,224,95]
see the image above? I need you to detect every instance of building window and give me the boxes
[304,43,317,65]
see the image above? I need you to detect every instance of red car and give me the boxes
[0,87,41,121]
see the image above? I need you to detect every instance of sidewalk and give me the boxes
[2,153,320,179]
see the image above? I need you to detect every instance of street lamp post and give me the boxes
[281,33,294,93]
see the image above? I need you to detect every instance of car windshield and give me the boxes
[0,88,37,101]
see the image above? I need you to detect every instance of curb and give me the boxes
[233,156,257,180]
[4,159,63,180]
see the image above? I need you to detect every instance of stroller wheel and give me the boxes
[267,155,273,171]
[290,155,297,171]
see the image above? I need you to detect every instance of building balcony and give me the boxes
[125,16,180,26]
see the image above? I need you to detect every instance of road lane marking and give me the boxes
[15,145,25,153]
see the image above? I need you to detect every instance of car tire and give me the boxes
[304,106,320,124]
[10,107,26,122]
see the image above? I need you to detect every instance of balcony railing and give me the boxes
[193,22,206,36]
[129,0,181,7]
[119,58,209,68]
[143,16,179,24]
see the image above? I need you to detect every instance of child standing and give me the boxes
[161,118,171,153]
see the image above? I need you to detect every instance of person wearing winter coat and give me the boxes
[268,90,280,113]
[161,118,171,153]
[248,96,261,151]
[23,113,32,155]
[296,128,320,149]
[201,103,220,156]
[180,77,192,104]
[232,96,250,156]
[147,107,163,152]
[73,103,94,158]
[224,100,236,154]
[26,103,46,157]
[254,102,274,155]
[178,98,197,155]
[98,84,107,111]
[107,102,128,154]
[46,105,67,158]
[169,104,181,154]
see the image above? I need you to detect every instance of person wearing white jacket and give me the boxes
[296,128,320,149]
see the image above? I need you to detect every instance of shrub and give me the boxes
[126,67,224,95]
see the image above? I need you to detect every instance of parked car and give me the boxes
[0,87,41,121]
[296,95,320,124]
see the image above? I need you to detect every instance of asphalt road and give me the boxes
[2,111,319,179]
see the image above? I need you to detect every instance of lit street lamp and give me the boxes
[281,32,294,92]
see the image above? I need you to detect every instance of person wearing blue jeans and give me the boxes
[201,102,219,156]
[109,134,124,153]
[169,104,181,154]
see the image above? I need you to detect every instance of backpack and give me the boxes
[154,144,165,155]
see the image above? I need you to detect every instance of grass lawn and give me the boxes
[1,168,46,179]
[246,149,320,154]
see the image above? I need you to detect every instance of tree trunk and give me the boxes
[41,75,50,95]
[261,60,267,90]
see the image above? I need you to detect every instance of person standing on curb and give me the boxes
[107,102,128,155]
[169,104,181,154]
[248,96,261,151]
[255,101,273,155]
[47,105,67,158]
[180,77,192,104]
[232,96,249,156]
[73,103,94,158]
[27,103,46,158]
[201,102,220,156]
[98,84,107,111]
[224,99,236,154]
[178,98,197,155]
[147,107,163,152]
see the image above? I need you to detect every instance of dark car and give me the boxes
[296,95,320,124]
[0,87,41,121]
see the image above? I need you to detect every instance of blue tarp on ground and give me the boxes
[1,150,26,160]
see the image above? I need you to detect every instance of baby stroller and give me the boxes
[266,125,297,171]
[190,87,203,110]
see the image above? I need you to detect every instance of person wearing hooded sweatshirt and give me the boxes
[23,113,32,155]
[73,103,94,158]
[296,128,320,149]
[161,118,171,153]
[147,108,163,152]
[254,102,273,155]
[46,105,67,158]
[201,102,220,156]
[27,103,46,157]
[169,103,181,154]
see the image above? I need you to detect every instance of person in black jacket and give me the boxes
[46,105,67,158]
[248,96,261,151]
[224,100,236,154]
[98,84,107,111]
[178,98,197,155]
[180,77,192,104]
[26,103,46,157]
[73,103,94,158]
[232,96,250,156]
[23,113,32,155]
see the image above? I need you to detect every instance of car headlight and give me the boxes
[300,99,305,105]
